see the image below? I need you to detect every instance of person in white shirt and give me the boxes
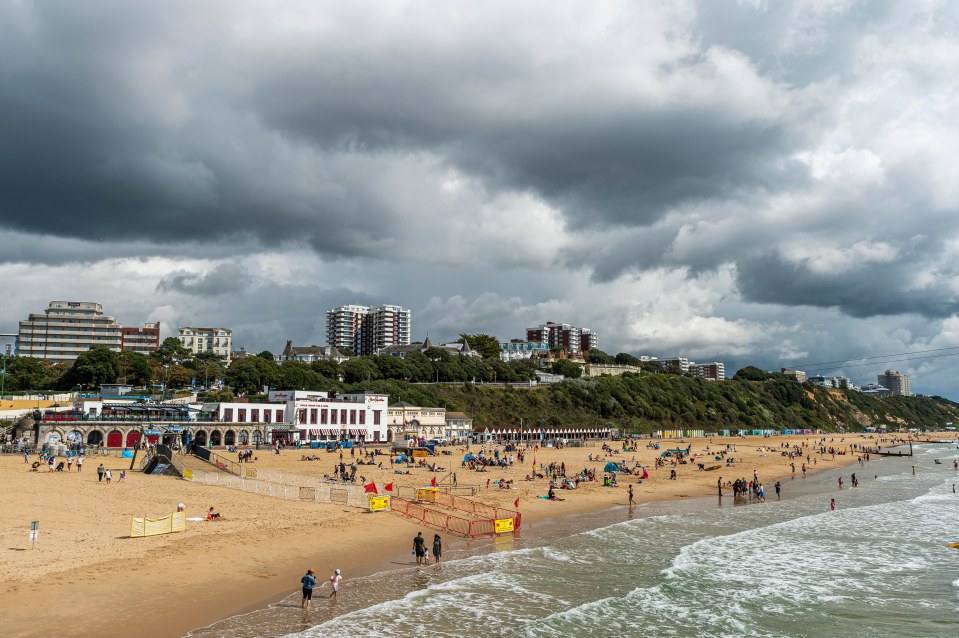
[329,569,342,600]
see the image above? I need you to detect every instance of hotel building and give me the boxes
[17,301,122,363]
[178,327,233,362]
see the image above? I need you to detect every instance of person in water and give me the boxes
[830,499,837,511]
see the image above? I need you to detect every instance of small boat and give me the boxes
[947,542,959,549]
[704,464,722,471]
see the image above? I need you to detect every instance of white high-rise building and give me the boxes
[18,301,122,363]
[178,327,233,363]
[326,304,411,356]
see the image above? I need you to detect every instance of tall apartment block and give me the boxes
[877,369,911,396]
[326,304,411,356]
[178,327,233,362]
[18,301,122,363]
[689,362,725,381]
[121,322,160,353]
[526,322,597,353]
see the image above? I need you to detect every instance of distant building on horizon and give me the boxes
[276,340,349,364]
[689,362,725,381]
[526,322,597,354]
[877,370,911,396]
[178,326,233,363]
[18,301,122,363]
[499,339,550,362]
[121,322,160,353]
[326,304,411,356]
[780,368,807,382]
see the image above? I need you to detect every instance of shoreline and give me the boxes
[0,434,940,638]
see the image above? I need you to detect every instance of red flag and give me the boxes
[385,483,394,492]
[430,476,437,487]
[364,482,378,494]
[514,498,520,509]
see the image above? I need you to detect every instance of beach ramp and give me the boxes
[139,444,184,478]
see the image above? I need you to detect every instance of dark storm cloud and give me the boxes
[735,253,959,320]
[1,0,958,391]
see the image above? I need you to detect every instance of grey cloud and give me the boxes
[156,262,251,296]
[734,253,959,320]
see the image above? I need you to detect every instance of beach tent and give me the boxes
[604,462,622,473]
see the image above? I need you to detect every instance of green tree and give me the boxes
[456,333,501,360]
[278,361,321,390]
[61,346,120,389]
[224,357,281,394]
[614,352,641,366]
[117,350,152,385]
[402,351,434,383]
[165,364,195,388]
[341,357,382,384]
[152,337,191,365]
[256,350,275,361]
[3,357,62,391]
[551,359,583,379]
[586,349,615,365]
[734,365,771,381]
[373,355,409,380]
[310,359,343,380]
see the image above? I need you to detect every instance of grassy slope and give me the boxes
[348,374,959,433]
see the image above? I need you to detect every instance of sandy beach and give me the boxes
[0,433,941,638]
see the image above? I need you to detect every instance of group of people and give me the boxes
[300,568,342,610]
[729,475,779,503]
[412,531,443,566]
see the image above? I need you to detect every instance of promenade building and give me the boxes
[121,322,160,353]
[326,304,411,356]
[526,322,597,353]
[17,301,122,363]
[178,327,232,363]
[877,370,911,396]
[780,368,807,382]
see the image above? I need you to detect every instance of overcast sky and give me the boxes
[2,1,958,397]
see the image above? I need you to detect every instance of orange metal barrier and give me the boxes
[391,495,520,538]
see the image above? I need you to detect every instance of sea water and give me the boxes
[188,443,959,638]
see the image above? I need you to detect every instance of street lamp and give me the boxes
[0,349,7,399]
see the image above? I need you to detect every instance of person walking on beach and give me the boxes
[97,463,105,482]
[775,480,781,500]
[413,531,427,566]
[432,534,443,565]
[329,569,342,600]
[77,455,83,472]
[628,484,635,506]
[301,569,316,609]
[105,469,112,483]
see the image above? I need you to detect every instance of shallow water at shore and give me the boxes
[188,444,959,638]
